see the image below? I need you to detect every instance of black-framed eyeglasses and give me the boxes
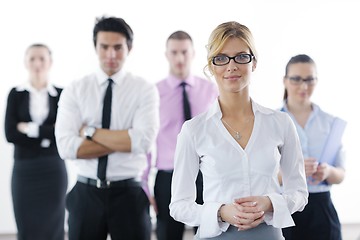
[286,76,317,85]
[212,53,254,66]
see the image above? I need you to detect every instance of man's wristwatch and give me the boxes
[84,126,96,140]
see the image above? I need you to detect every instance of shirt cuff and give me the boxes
[265,193,295,228]
[199,202,230,238]
[26,122,39,138]
[41,139,51,148]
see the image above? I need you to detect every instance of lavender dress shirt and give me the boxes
[155,75,218,170]
[142,75,218,195]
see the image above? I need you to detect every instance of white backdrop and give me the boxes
[1,0,359,233]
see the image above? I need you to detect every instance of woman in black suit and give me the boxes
[4,43,68,240]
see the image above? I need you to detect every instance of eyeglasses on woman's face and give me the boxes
[286,76,317,86]
[212,53,254,66]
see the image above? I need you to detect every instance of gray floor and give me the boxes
[0,224,359,240]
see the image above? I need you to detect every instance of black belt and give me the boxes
[77,175,142,189]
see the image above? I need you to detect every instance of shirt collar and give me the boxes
[16,82,58,97]
[95,67,126,86]
[282,100,321,127]
[205,98,273,121]
[252,100,273,115]
[166,74,196,89]
[311,102,320,115]
[282,100,320,116]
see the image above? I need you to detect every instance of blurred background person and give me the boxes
[280,54,346,240]
[55,16,159,240]
[144,30,218,240]
[4,43,68,240]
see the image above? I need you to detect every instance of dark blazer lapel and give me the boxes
[22,91,32,122]
[45,93,56,124]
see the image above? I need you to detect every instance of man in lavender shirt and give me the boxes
[143,31,218,240]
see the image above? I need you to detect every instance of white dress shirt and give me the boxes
[169,99,308,238]
[55,68,159,181]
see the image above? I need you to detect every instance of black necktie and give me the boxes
[180,82,191,121]
[97,79,113,181]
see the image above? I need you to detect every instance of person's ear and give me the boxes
[191,47,196,60]
[209,64,215,75]
[252,61,257,72]
[127,46,132,54]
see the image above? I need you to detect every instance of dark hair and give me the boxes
[93,16,133,50]
[167,30,192,42]
[26,43,52,56]
[283,54,316,100]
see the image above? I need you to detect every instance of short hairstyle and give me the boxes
[167,30,192,43]
[93,16,134,50]
[205,21,258,76]
[26,43,52,56]
[283,54,317,100]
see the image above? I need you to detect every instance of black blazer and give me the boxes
[4,86,63,160]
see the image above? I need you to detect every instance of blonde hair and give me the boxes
[204,21,258,77]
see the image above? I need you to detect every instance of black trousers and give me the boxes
[66,181,151,240]
[154,170,203,240]
[12,155,68,240]
[282,191,342,240]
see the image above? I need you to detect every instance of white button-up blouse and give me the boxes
[169,99,308,238]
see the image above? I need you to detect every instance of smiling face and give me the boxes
[284,62,317,104]
[95,31,130,76]
[211,37,256,96]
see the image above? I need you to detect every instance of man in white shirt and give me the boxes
[55,16,159,240]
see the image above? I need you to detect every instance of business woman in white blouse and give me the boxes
[169,21,308,240]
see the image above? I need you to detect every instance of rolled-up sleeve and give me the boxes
[128,83,159,154]
[55,85,84,160]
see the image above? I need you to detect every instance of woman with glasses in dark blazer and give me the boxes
[4,43,68,240]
